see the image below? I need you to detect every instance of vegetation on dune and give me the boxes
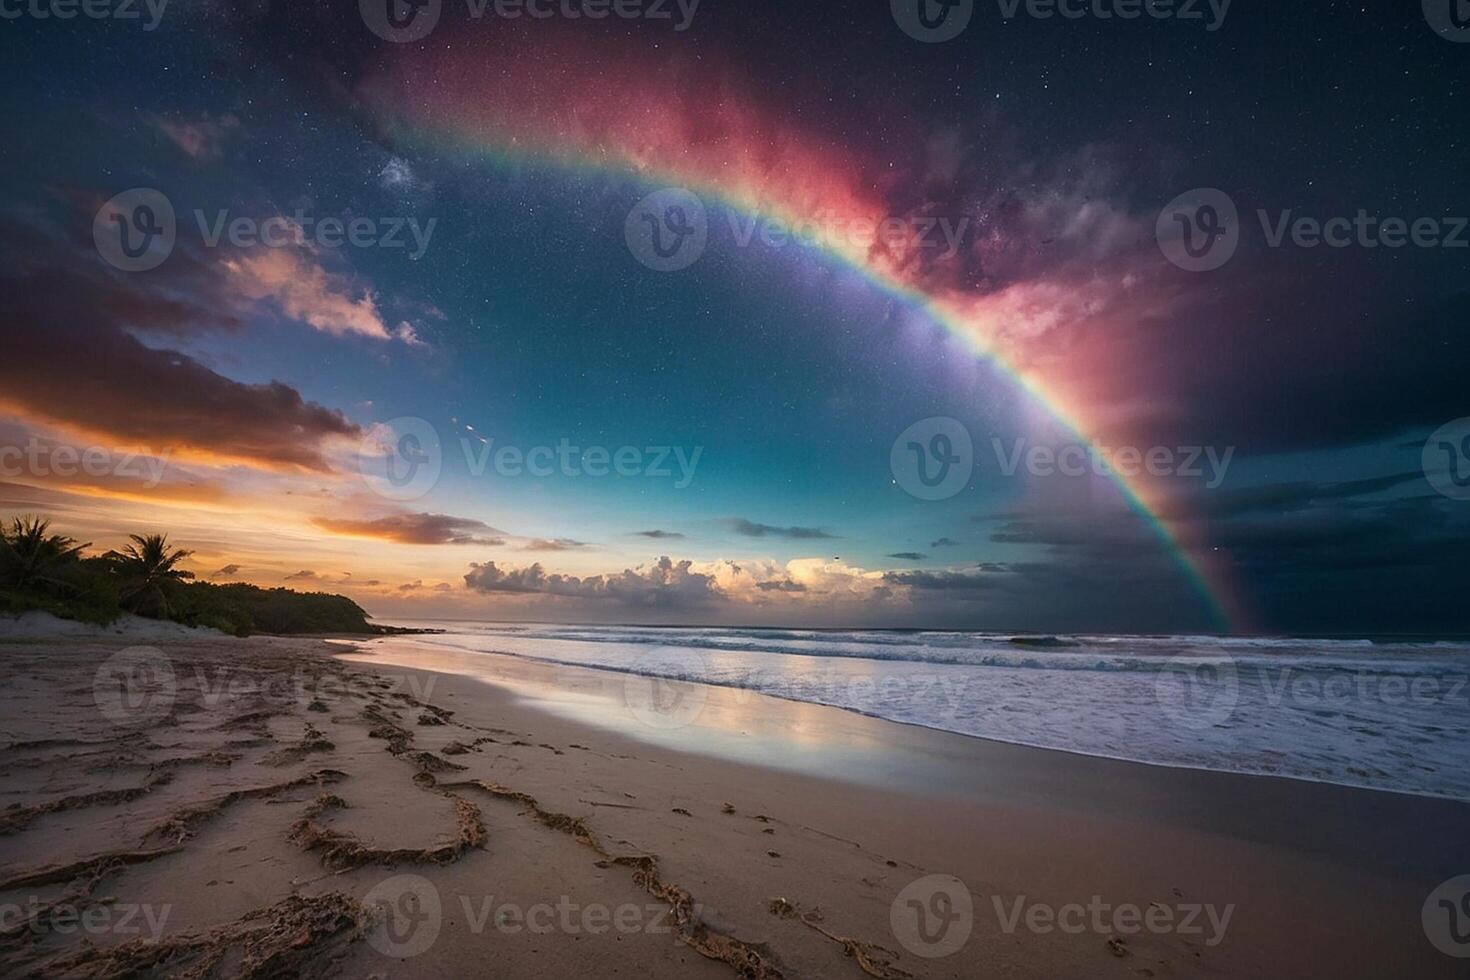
[0,515,379,636]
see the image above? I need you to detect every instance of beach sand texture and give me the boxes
[1,634,1466,978]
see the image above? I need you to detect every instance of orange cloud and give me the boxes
[313,513,507,546]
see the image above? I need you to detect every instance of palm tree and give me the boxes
[109,533,194,618]
[0,517,88,593]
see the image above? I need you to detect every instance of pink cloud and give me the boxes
[223,248,400,342]
[153,113,240,160]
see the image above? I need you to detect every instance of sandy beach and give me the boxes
[1,631,1466,978]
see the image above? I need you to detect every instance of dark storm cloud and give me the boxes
[1207,494,1470,634]
[988,511,1164,556]
[1152,472,1428,522]
[725,519,836,540]
[986,468,1470,633]
[1213,496,1470,573]
[313,513,506,546]
[882,569,997,592]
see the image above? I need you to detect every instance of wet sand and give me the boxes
[1,633,1466,978]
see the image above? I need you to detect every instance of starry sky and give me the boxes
[1,0,1467,635]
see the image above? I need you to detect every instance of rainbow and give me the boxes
[360,36,1247,630]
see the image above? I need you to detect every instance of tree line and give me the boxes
[0,516,377,636]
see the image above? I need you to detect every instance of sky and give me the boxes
[1,0,1468,635]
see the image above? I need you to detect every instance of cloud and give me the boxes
[284,570,319,581]
[0,421,238,506]
[886,552,927,561]
[929,537,959,548]
[1153,471,1427,523]
[0,216,362,473]
[313,513,506,546]
[392,321,426,346]
[634,529,685,539]
[882,569,997,592]
[211,564,242,579]
[725,519,835,540]
[153,112,240,160]
[223,248,405,343]
[1202,494,1470,633]
[0,297,360,472]
[463,556,721,609]
[972,462,1470,633]
[709,557,894,604]
[522,538,589,551]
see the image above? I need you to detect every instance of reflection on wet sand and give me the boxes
[338,637,959,797]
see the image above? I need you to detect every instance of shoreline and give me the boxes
[340,639,1470,884]
[375,616,1470,644]
[352,631,1470,805]
[1,633,1465,977]
[457,646,1470,803]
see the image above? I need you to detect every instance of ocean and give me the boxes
[388,622,1470,801]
